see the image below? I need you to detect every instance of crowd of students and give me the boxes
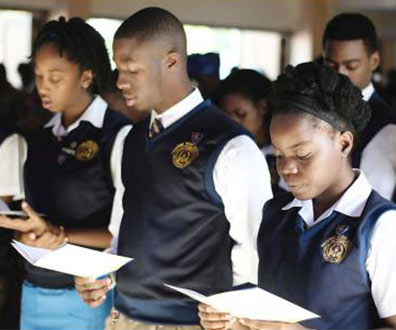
[0,7,395,330]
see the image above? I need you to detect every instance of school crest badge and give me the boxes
[171,142,199,169]
[75,140,99,162]
[321,234,352,264]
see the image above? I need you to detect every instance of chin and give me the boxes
[290,188,314,201]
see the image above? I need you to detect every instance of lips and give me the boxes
[41,97,52,109]
[123,95,136,107]
[286,182,305,192]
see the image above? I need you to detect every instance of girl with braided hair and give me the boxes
[0,17,131,328]
[198,61,396,329]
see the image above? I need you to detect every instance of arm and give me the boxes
[65,227,111,249]
[360,124,396,200]
[213,135,273,285]
[366,210,396,327]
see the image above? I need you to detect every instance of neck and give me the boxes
[62,93,93,128]
[155,74,194,114]
[256,128,269,149]
[313,165,355,220]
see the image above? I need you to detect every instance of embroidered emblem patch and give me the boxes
[171,142,199,169]
[321,234,352,264]
[75,140,99,161]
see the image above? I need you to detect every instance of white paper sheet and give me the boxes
[12,240,132,278]
[165,284,320,323]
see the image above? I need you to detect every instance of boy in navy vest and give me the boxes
[323,13,396,202]
[198,62,396,329]
[75,7,273,330]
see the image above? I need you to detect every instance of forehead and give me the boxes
[113,37,156,65]
[34,43,77,72]
[324,39,369,61]
[270,113,330,148]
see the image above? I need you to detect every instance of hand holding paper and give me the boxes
[12,240,132,278]
[165,284,319,323]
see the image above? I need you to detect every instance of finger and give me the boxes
[198,304,224,314]
[240,319,273,330]
[81,287,110,301]
[0,216,33,232]
[83,295,106,308]
[75,277,112,291]
[32,232,54,248]
[200,319,228,330]
[198,311,231,321]
[21,201,41,220]
[75,276,96,286]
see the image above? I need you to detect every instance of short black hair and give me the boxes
[114,7,187,56]
[323,13,378,54]
[214,69,272,106]
[31,16,112,95]
[270,61,371,135]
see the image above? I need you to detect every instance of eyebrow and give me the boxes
[325,58,361,65]
[272,140,312,150]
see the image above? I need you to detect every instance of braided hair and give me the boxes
[31,16,112,95]
[270,61,371,136]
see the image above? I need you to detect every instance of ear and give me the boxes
[80,69,94,89]
[338,131,354,158]
[257,98,269,116]
[163,51,179,71]
[369,51,380,72]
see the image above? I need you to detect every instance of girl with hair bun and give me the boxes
[0,17,131,329]
[198,62,396,329]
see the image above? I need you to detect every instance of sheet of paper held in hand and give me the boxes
[11,240,132,278]
[165,284,320,323]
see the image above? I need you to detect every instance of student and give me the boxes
[198,62,396,329]
[75,7,273,330]
[323,13,396,201]
[0,122,25,326]
[213,69,286,195]
[0,17,131,329]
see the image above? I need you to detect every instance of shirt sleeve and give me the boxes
[213,135,273,286]
[366,209,396,318]
[107,125,132,254]
[0,133,27,199]
[361,124,396,200]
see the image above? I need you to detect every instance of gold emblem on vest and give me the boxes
[171,142,199,169]
[321,234,352,264]
[75,140,99,161]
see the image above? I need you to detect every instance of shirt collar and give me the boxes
[281,170,372,227]
[44,95,108,138]
[149,88,204,129]
[362,83,375,102]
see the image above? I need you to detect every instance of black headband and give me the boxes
[277,96,351,132]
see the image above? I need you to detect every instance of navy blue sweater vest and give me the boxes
[257,191,395,329]
[115,100,250,324]
[24,109,130,288]
[0,121,14,146]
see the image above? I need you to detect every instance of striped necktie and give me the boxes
[149,118,164,138]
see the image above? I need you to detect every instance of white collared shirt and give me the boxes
[0,133,26,199]
[282,170,396,318]
[109,88,273,285]
[362,83,375,102]
[9,95,132,201]
[360,83,396,200]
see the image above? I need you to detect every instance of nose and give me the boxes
[277,157,299,176]
[36,76,49,95]
[116,72,130,90]
[336,66,349,77]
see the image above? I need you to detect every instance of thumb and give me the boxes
[22,201,40,220]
